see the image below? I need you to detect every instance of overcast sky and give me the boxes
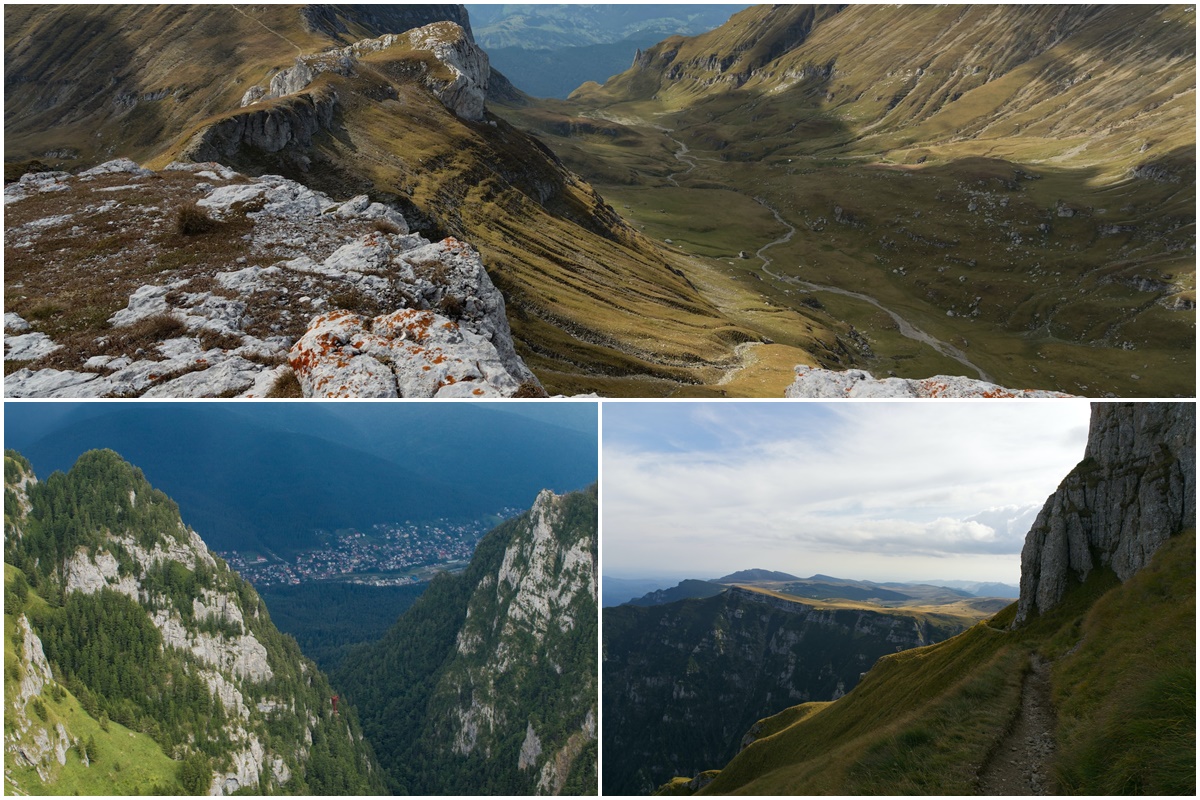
[602,401,1092,585]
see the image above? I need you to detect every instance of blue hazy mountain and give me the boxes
[3,403,597,558]
[466,4,750,97]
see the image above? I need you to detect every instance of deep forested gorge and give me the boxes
[338,487,598,794]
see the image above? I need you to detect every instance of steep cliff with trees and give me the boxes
[3,449,384,795]
[337,485,598,794]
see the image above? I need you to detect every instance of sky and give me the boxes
[602,401,1093,585]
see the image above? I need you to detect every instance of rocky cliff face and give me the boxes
[1016,402,1196,624]
[339,485,598,795]
[602,586,970,794]
[6,614,76,786]
[434,488,597,794]
[232,21,489,122]
[3,449,384,795]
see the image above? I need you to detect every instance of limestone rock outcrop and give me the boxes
[289,306,528,398]
[405,22,491,121]
[185,89,339,162]
[3,160,540,398]
[1015,402,1196,624]
[237,21,489,122]
[785,366,1075,398]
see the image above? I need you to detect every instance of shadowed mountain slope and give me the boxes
[604,585,976,794]
[4,4,767,396]
[505,4,1195,397]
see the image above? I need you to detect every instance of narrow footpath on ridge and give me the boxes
[977,651,1058,796]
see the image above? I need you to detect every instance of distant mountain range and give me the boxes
[467,4,749,98]
[610,571,1019,608]
[3,403,596,558]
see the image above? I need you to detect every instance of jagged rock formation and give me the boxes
[338,486,598,795]
[785,366,1075,398]
[186,90,340,163]
[1015,402,1196,624]
[230,21,489,122]
[6,614,76,784]
[3,159,539,398]
[602,586,971,794]
[3,450,384,795]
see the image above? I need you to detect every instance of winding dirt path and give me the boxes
[752,199,993,381]
[978,652,1057,795]
[666,137,699,186]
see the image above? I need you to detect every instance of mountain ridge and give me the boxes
[4,4,768,396]
[3,449,384,795]
[336,484,598,794]
[604,578,976,793]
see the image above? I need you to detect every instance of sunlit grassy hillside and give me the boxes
[506,4,1195,397]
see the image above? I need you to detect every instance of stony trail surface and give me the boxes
[978,652,1057,796]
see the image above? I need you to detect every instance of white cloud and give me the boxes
[602,402,1090,582]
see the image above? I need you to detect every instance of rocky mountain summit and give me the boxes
[233,21,489,123]
[4,159,539,398]
[785,366,1076,398]
[3,450,382,794]
[1016,402,1196,624]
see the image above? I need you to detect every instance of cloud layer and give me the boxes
[603,402,1090,582]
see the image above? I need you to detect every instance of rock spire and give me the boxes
[1015,402,1195,624]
